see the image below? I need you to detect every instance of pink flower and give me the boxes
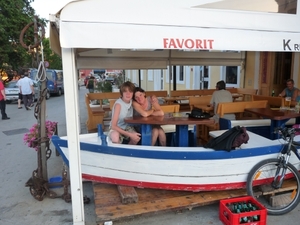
[24,121,57,150]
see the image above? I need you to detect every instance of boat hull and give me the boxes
[52,133,300,191]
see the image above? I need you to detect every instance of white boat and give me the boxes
[51,130,300,192]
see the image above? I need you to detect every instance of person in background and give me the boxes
[279,79,298,101]
[108,81,141,144]
[133,87,166,146]
[292,89,300,103]
[18,68,34,110]
[86,75,97,93]
[0,74,10,120]
[209,80,235,123]
[16,73,24,109]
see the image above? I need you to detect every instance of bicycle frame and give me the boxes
[273,130,300,189]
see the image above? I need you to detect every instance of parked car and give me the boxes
[5,80,40,103]
[29,69,64,96]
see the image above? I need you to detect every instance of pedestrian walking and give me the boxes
[16,73,24,109]
[18,68,34,110]
[0,74,10,120]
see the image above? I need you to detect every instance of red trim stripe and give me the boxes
[82,174,246,191]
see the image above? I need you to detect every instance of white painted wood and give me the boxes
[62,48,85,225]
[53,0,300,52]
[56,132,300,190]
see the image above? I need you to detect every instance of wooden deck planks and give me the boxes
[93,183,247,223]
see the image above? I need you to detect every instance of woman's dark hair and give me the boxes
[133,87,145,101]
[216,80,226,90]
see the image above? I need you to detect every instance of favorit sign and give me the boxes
[283,39,300,51]
[163,38,214,50]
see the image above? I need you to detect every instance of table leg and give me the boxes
[176,125,189,147]
[140,124,152,146]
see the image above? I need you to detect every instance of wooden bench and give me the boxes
[189,96,212,111]
[198,100,268,143]
[251,95,284,108]
[85,94,106,132]
[146,90,168,98]
[235,88,258,101]
[170,89,216,97]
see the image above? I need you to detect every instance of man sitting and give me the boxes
[209,80,235,123]
[279,78,298,101]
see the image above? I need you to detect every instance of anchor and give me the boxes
[20,16,89,203]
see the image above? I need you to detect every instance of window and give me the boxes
[179,66,184,81]
[225,66,238,85]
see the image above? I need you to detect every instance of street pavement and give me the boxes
[0,86,300,225]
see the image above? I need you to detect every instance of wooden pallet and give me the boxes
[93,183,247,224]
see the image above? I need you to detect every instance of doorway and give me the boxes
[272,52,292,96]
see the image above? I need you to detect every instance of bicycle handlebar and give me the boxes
[274,127,300,146]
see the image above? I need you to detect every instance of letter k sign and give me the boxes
[283,39,291,50]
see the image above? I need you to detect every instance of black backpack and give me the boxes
[204,126,249,151]
[187,107,211,119]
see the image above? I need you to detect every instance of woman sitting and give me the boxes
[133,87,166,146]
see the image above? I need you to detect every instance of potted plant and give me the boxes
[24,121,58,151]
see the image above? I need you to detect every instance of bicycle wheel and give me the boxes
[247,158,300,215]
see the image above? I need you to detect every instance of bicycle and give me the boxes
[247,127,300,215]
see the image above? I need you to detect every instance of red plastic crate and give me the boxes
[219,196,267,225]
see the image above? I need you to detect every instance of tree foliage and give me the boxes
[0,1,34,70]
[42,38,62,69]
[0,0,61,80]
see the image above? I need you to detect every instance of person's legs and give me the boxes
[18,93,22,108]
[27,93,33,108]
[23,94,29,109]
[0,100,8,119]
[108,130,122,144]
[158,127,167,146]
[151,128,159,146]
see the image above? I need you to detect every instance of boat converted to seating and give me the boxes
[51,130,300,192]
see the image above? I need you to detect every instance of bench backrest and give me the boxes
[218,100,268,118]
[170,89,216,97]
[160,104,180,113]
[146,90,168,98]
[251,95,283,108]
[85,94,93,117]
[189,96,212,110]
[86,92,121,107]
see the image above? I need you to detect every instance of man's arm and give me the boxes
[279,89,285,97]
[31,85,34,94]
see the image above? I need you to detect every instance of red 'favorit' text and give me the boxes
[163,38,214,49]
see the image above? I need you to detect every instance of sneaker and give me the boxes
[2,117,10,120]
[26,107,31,110]
[18,106,23,109]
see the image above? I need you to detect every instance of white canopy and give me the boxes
[50,0,300,69]
[49,1,300,224]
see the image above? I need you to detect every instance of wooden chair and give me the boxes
[236,88,258,101]
[85,94,105,132]
[198,100,268,144]
[109,99,117,110]
[251,95,284,108]
[160,104,180,113]
[189,96,212,110]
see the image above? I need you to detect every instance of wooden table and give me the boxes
[244,108,300,139]
[231,93,244,101]
[163,96,189,105]
[125,113,214,146]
